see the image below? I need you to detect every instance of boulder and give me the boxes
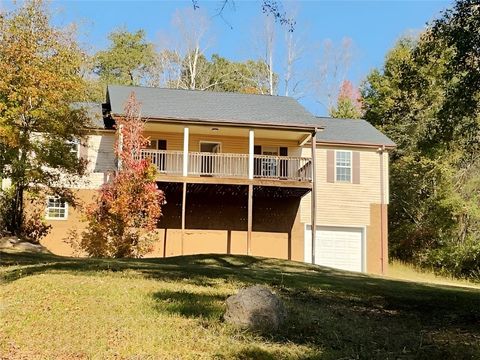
[0,236,49,253]
[224,285,286,331]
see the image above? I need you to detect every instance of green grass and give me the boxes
[388,260,480,289]
[1,250,480,359]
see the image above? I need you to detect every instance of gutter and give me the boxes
[110,113,322,133]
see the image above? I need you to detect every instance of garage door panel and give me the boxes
[305,226,364,272]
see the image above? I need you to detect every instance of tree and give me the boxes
[159,7,212,90]
[330,80,362,119]
[312,38,354,113]
[192,0,296,32]
[73,93,164,258]
[0,0,89,236]
[94,29,156,86]
[252,14,277,95]
[362,6,480,279]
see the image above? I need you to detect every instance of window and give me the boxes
[147,139,167,150]
[46,196,68,220]
[335,151,352,182]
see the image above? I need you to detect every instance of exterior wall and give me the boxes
[33,128,389,275]
[36,189,97,256]
[63,132,116,190]
[143,131,298,153]
[300,144,390,274]
[39,187,305,262]
[366,204,388,274]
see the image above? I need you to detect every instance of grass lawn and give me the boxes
[1,250,479,359]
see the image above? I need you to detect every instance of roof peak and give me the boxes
[106,84,290,99]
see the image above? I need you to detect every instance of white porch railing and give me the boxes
[139,149,312,182]
[189,152,249,178]
[253,155,312,181]
[139,149,183,175]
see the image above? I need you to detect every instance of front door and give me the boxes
[261,146,279,177]
[200,142,221,175]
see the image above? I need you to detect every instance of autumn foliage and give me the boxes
[74,93,164,258]
[330,80,363,119]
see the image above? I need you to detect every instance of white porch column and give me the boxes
[248,129,255,179]
[311,130,317,265]
[183,127,189,176]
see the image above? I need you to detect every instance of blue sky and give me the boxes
[13,0,452,115]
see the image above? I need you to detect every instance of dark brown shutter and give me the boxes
[327,150,335,183]
[158,140,167,150]
[352,151,360,184]
[279,147,288,178]
[253,145,261,177]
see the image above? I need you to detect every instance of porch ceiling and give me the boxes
[143,122,312,143]
[156,182,310,199]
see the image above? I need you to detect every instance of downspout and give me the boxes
[378,145,386,274]
[117,124,124,171]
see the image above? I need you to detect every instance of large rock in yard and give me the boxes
[0,236,48,253]
[224,285,286,331]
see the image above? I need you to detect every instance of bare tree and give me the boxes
[312,37,354,112]
[251,14,277,95]
[156,7,212,90]
[282,8,304,98]
[264,15,276,95]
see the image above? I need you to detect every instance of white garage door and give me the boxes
[304,226,364,272]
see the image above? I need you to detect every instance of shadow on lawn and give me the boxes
[2,250,480,359]
[152,289,225,319]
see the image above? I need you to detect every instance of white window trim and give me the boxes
[199,141,222,153]
[45,196,69,221]
[334,150,353,183]
[261,146,279,156]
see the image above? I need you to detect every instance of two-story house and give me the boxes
[38,85,395,274]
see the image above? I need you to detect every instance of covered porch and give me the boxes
[139,121,316,183]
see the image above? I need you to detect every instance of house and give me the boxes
[38,85,395,274]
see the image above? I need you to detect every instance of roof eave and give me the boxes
[111,113,322,132]
[315,139,396,149]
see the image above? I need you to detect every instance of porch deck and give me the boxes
[140,149,312,182]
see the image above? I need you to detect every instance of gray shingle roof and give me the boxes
[72,102,106,129]
[315,117,396,147]
[105,85,395,147]
[106,85,317,129]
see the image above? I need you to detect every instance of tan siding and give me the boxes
[301,146,388,226]
[144,131,184,151]
[63,133,116,190]
[144,131,299,154]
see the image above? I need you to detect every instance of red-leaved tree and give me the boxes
[330,80,363,119]
[72,93,164,258]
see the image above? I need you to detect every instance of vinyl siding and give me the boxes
[143,131,298,154]
[68,133,116,189]
[300,146,389,226]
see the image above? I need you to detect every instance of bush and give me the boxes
[0,187,51,242]
[20,208,52,244]
[421,239,480,281]
[0,187,15,237]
